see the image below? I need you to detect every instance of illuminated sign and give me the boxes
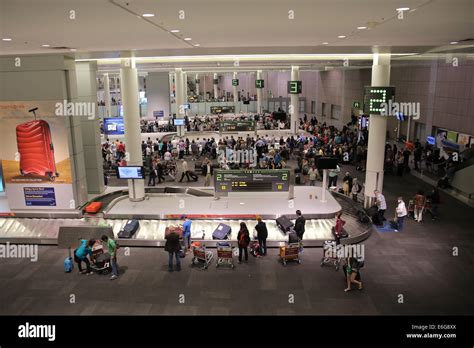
[255,79,264,88]
[287,81,302,94]
[363,86,396,114]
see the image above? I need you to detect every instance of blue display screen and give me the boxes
[174,119,185,126]
[24,187,56,206]
[104,117,125,135]
[117,166,144,179]
[427,136,436,145]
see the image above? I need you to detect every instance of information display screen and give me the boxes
[104,117,125,135]
[117,166,145,180]
[255,79,264,88]
[363,86,395,114]
[214,169,290,192]
[287,81,302,94]
[174,119,185,126]
[219,120,255,132]
[232,79,239,86]
[210,106,235,114]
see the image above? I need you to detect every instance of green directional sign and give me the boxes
[232,79,239,86]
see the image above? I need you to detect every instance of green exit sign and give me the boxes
[232,79,239,86]
[353,101,361,109]
[287,81,302,94]
[255,79,264,88]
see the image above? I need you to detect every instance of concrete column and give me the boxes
[364,53,391,207]
[213,73,218,99]
[175,68,185,137]
[290,66,300,133]
[120,57,145,201]
[195,73,200,96]
[182,72,188,104]
[233,72,238,103]
[103,73,111,118]
[146,72,171,119]
[256,70,263,114]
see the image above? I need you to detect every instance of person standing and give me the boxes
[237,222,251,264]
[179,159,190,182]
[156,160,166,184]
[294,210,306,241]
[202,159,213,187]
[334,211,346,244]
[351,178,361,202]
[307,165,318,186]
[182,216,192,252]
[344,257,363,292]
[427,188,440,220]
[101,235,119,280]
[395,197,408,231]
[328,164,340,188]
[164,230,181,272]
[374,190,387,222]
[414,190,426,223]
[254,217,268,256]
[148,163,157,186]
[342,172,352,197]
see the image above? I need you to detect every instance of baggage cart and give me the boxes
[191,244,213,270]
[216,242,235,269]
[279,243,301,266]
[320,240,341,270]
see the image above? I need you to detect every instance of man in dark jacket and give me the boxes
[164,231,181,272]
[294,210,306,240]
[254,216,268,256]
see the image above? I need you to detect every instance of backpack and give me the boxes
[239,231,249,247]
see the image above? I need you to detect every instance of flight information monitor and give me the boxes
[214,169,290,192]
[210,105,235,114]
[117,166,145,180]
[219,120,255,132]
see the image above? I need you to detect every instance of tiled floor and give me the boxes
[0,165,473,315]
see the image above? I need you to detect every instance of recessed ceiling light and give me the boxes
[184,37,192,41]
[450,41,458,45]
[193,43,200,47]
[396,7,410,11]
[41,44,50,47]
[2,38,12,41]
[322,42,329,45]
[338,35,346,39]
[142,13,155,17]
[170,29,180,33]
[357,26,367,30]
[70,48,77,51]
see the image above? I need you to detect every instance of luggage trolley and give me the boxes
[320,240,341,271]
[191,244,213,270]
[216,242,235,269]
[279,243,301,266]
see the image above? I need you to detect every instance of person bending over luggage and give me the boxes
[255,216,268,256]
[101,235,119,280]
[333,212,346,244]
[182,216,192,252]
[344,257,363,292]
[294,210,306,240]
[164,230,181,272]
[237,222,251,263]
[74,239,95,275]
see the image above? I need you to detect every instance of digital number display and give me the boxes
[363,86,396,114]
[210,106,235,114]
[232,79,239,86]
[213,78,218,84]
[219,121,255,132]
[287,81,302,94]
[214,169,290,192]
[255,79,264,88]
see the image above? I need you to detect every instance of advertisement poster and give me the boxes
[436,128,447,147]
[447,130,458,143]
[457,133,470,146]
[0,101,75,210]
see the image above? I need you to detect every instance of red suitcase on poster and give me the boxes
[16,119,58,181]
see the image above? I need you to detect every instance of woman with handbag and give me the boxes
[237,222,251,264]
[344,257,363,292]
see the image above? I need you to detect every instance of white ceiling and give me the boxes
[0,0,472,58]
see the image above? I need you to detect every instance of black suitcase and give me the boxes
[212,223,232,240]
[288,230,300,244]
[118,219,140,239]
[276,215,294,233]
[188,171,198,181]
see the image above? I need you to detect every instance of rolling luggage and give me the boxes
[288,230,300,244]
[84,201,103,214]
[188,171,198,181]
[212,223,232,240]
[276,215,294,233]
[16,119,58,180]
[165,225,184,238]
[118,219,140,238]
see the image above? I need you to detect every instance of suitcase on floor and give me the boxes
[165,225,184,238]
[118,219,140,238]
[84,201,103,214]
[288,230,300,244]
[16,119,58,180]
[276,215,294,233]
[188,171,198,181]
[212,223,232,240]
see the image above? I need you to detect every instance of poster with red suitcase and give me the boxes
[0,101,74,210]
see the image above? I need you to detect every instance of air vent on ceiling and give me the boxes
[49,46,72,50]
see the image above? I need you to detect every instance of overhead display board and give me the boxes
[210,105,235,114]
[104,117,124,135]
[219,120,255,132]
[214,169,290,192]
[255,79,265,88]
[363,86,396,114]
[287,81,302,94]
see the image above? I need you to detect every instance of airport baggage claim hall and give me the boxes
[0,0,473,344]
